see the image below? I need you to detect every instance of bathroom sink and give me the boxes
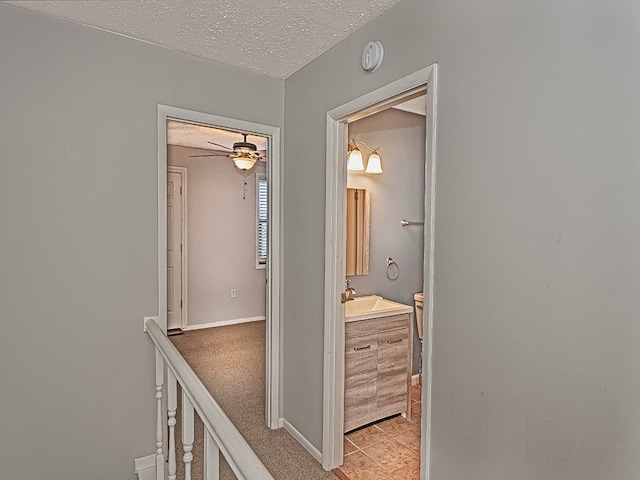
[345,295,413,322]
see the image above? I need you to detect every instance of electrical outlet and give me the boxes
[231,289,237,298]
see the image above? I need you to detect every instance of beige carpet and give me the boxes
[170,321,337,480]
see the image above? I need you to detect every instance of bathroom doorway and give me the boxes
[157,105,282,429]
[322,65,438,476]
[337,99,427,479]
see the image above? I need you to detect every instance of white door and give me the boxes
[167,171,184,330]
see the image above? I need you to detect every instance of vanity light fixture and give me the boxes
[365,150,383,174]
[347,140,365,171]
[347,139,383,174]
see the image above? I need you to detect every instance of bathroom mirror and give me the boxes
[346,188,370,276]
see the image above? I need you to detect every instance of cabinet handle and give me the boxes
[353,345,371,351]
[387,339,403,344]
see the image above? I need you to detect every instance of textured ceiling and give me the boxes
[4,0,400,79]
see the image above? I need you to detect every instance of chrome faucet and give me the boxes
[341,278,357,303]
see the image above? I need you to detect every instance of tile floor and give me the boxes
[334,385,422,480]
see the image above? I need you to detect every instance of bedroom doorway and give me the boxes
[157,105,282,429]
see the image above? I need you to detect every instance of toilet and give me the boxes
[414,292,424,340]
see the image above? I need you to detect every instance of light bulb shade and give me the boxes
[347,149,365,171]
[233,157,257,170]
[365,152,383,174]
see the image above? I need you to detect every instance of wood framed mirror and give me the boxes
[345,188,370,276]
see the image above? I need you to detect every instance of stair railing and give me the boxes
[143,316,274,480]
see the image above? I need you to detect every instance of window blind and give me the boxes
[257,175,268,265]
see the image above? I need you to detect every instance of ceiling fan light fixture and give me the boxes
[233,141,257,154]
[193,133,264,170]
[233,154,257,171]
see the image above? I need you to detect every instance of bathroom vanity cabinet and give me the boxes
[344,313,412,432]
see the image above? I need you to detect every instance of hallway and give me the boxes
[170,322,337,479]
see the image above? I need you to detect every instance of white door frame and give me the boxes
[158,105,282,429]
[322,64,438,476]
[167,165,188,330]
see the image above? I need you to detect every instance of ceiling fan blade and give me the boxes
[207,141,233,150]
[188,153,230,158]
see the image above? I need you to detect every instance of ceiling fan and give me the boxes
[189,133,265,171]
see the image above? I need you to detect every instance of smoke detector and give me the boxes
[362,41,384,72]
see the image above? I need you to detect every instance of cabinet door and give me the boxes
[344,333,378,432]
[377,328,409,412]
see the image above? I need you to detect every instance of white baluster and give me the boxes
[204,430,220,480]
[167,370,177,480]
[182,391,195,480]
[155,350,165,480]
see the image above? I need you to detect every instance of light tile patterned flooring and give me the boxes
[334,385,422,480]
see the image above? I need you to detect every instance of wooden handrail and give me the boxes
[144,317,274,480]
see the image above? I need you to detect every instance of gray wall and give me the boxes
[428,0,640,478]
[4,0,640,477]
[347,108,425,374]
[284,0,640,478]
[0,5,283,480]
[168,146,266,327]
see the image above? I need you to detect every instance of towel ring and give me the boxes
[386,257,399,280]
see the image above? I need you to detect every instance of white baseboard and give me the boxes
[134,454,155,473]
[183,316,265,331]
[412,374,421,386]
[282,418,323,463]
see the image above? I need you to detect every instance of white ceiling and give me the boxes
[4,0,400,79]
[167,120,267,154]
[393,95,426,117]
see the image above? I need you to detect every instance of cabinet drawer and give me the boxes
[346,313,409,339]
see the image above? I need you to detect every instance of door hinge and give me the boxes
[180,299,183,308]
[180,186,182,195]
